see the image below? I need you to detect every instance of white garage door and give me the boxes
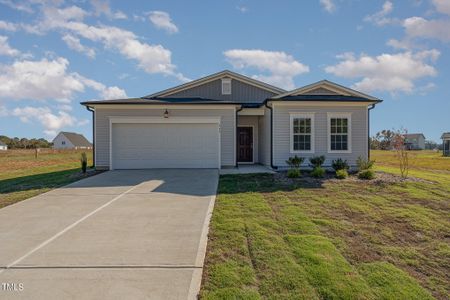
[111,122,220,169]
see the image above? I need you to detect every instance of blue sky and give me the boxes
[0,0,449,142]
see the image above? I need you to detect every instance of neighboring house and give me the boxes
[52,132,93,150]
[0,141,7,151]
[404,133,426,150]
[442,132,450,156]
[81,70,382,170]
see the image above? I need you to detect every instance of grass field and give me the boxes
[200,150,450,299]
[0,149,94,209]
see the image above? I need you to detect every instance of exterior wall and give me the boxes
[443,139,450,156]
[272,104,368,168]
[258,108,271,166]
[0,145,7,150]
[52,134,75,149]
[237,115,259,163]
[417,136,425,150]
[167,79,276,103]
[94,106,236,168]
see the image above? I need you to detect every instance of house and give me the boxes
[81,70,382,170]
[404,133,426,150]
[52,132,92,150]
[442,132,450,156]
[0,141,7,151]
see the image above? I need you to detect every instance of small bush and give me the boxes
[311,166,325,178]
[332,158,349,171]
[335,169,348,179]
[287,168,301,178]
[80,152,88,173]
[358,169,375,180]
[286,155,305,169]
[309,155,326,168]
[357,156,375,171]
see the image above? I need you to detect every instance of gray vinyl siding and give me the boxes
[94,107,235,168]
[167,79,276,103]
[238,116,259,163]
[273,105,368,168]
[258,108,271,166]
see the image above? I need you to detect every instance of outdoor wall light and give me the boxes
[163,109,169,118]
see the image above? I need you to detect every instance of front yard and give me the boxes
[0,149,95,208]
[200,150,450,299]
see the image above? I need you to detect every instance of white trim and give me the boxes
[109,116,221,170]
[327,112,352,154]
[272,80,379,101]
[237,125,255,164]
[145,70,285,98]
[238,107,265,116]
[271,101,374,107]
[221,78,231,95]
[90,104,238,110]
[289,113,315,154]
[233,106,237,165]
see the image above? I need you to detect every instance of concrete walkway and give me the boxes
[0,169,218,300]
[220,164,275,175]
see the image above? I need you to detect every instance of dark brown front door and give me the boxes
[238,127,253,162]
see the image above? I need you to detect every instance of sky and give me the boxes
[0,0,449,142]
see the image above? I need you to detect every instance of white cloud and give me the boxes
[0,35,20,56]
[12,106,79,137]
[403,16,450,43]
[0,20,18,31]
[433,0,450,16]
[320,0,336,13]
[364,1,397,26]
[224,49,310,90]
[90,0,127,19]
[62,34,96,58]
[325,50,439,94]
[148,11,179,34]
[0,57,127,102]
[0,0,34,13]
[236,6,248,13]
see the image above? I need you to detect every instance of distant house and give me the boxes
[404,133,426,150]
[0,141,7,151]
[52,132,92,150]
[442,132,450,156]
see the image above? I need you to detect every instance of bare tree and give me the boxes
[392,128,409,178]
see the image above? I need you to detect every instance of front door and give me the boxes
[238,127,253,163]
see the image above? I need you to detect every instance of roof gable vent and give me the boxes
[221,78,231,95]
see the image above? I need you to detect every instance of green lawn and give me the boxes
[0,149,95,209]
[200,150,450,299]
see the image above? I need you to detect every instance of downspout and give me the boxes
[264,101,276,169]
[86,106,95,168]
[235,105,243,167]
[368,104,376,160]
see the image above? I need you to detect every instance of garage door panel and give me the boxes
[112,123,219,169]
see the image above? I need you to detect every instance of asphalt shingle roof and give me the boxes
[60,132,92,147]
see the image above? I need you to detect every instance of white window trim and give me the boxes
[290,113,315,154]
[221,78,231,95]
[327,112,352,154]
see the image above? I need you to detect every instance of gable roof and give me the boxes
[404,133,426,139]
[441,132,450,139]
[271,80,381,101]
[57,132,92,147]
[145,70,286,98]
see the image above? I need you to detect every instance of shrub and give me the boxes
[358,169,375,180]
[335,169,348,179]
[287,168,301,178]
[332,158,349,171]
[286,155,305,169]
[309,155,326,168]
[357,156,375,171]
[80,152,88,173]
[311,166,325,178]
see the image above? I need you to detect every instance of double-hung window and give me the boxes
[328,113,351,152]
[290,113,314,153]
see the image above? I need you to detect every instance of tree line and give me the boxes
[370,130,441,150]
[0,135,52,149]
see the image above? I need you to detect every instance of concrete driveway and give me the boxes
[0,169,218,300]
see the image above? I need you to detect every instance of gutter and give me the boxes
[368,104,376,160]
[86,106,95,168]
[264,100,276,169]
[235,105,243,167]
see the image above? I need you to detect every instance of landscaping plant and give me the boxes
[331,158,349,171]
[392,129,409,178]
[311,166,325,178]
[80,152,88,173]
[358,169,375,180]
[286,155,304,178]
[309,155,326,168]
[356,156,375,171]
[335,169,348,179]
